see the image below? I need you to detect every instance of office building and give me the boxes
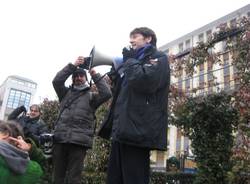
[0,75,37,120]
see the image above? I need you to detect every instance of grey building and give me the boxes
[0,75,37,120]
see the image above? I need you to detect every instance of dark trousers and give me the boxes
[53,143,87,184]
[106,141,150,184]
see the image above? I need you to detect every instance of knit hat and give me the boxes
[72,68,87,78]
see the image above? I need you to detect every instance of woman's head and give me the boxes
[0,120,24,142]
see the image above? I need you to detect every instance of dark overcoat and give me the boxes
[101,46,170,150]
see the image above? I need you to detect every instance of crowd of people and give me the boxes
[0,27,170,184]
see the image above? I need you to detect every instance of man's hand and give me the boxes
[89,68,97,77]
[74,56,84,67]
[122,47,136,62]
[19,105,27,113]
[8,136,31,152]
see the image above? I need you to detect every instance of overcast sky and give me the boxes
[0,0,249,103]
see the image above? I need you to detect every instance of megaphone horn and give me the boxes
[88,46,115,69]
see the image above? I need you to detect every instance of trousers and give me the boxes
[53,143,87,184]
[106,141,150,184]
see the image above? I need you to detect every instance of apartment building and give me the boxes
[150,4,250,170]
[0,75,37,120]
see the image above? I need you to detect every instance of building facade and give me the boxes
[150,4,250,170]
[0,75,37,120]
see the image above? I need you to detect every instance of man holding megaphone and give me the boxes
[98,27,170,184]
[52,56,112,184]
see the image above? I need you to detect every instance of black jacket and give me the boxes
[52,63,112,148]
[103,46,170,150]
[8,106,48,145]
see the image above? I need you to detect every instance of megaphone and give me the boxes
[84,46,115,70]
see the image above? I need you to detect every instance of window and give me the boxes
[185,77,190,95]
[207,60,214,93]
[223,53,230,76]
[199,71,204,88]
[247,11,250,17]
[178,43,184,53]
[178,78,182,90]
[176,129,182,153]
[224,75,230,91]
[165,49,169,55]
[184,137,189,152]
[223,53,230,91]
[7,89,31,109]
[199,64,205,93]
[230,18,237,28]
[185,39,191,49]
[198,33,204,43]
[206,30,212,40]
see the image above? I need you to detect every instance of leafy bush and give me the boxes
[150,172,195,184]
[171,92,239,184]
[81,172,195,184]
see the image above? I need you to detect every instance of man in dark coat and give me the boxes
[100,27,170,184]
[52,56,112,184]
[8,104,48,146]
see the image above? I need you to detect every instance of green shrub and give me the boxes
[81,171,195,184]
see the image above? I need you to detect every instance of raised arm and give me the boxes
[89,69,112,109]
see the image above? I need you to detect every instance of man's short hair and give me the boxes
[30,104,41,113]
[130,27,157,46]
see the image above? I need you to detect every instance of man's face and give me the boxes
[73,74,86,86]
[29,106,40,119]
[129,33,152,50]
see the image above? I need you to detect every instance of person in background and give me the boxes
[101,27,170,184]
[8,104,48,146]
[52,56,112,184]
[0,120,43,184]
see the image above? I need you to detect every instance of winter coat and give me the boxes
[8,107,48,145]
[52,63,112,148]
[103,46,170,150]
[0,141,43,184]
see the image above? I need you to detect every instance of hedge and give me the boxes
[81,171,195,184]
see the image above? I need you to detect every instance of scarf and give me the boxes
[0,141,30,174]
[73,83,90,91]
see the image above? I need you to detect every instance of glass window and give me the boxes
[230,18,237,28]
[198,33,204,43]
[6,89,31,109]
[185,39,191,49]
[178,43,184,53]
[223,53,230,76]
[206,30,212,40]
[224,75,230,91]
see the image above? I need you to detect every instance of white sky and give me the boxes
[0,0,249,103]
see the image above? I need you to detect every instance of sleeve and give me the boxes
[8,106,25,120]
[123,54,170,94]
[90,73,112,109]
[26,138,47,171]
[52,63,75,101]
